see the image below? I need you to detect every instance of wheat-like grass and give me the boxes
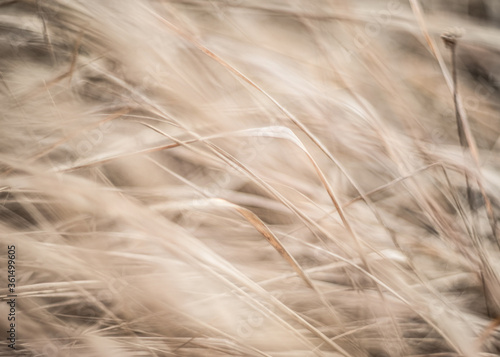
[1,0,500,356]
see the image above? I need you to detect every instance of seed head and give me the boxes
[441,28,464,49]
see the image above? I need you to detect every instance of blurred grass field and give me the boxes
[1,0,500,356]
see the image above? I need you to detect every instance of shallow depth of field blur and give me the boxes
[1,0,500,356]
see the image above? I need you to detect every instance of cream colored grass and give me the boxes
[1,0,500,356]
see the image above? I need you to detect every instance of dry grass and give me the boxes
[1,0,500,356]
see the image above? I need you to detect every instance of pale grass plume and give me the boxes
[1,0,500,356]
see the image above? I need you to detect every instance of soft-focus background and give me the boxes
[1,0,500,356]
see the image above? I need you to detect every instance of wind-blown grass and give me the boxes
[1,0,500,356]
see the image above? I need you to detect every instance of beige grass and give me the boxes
[1,0,500,356]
